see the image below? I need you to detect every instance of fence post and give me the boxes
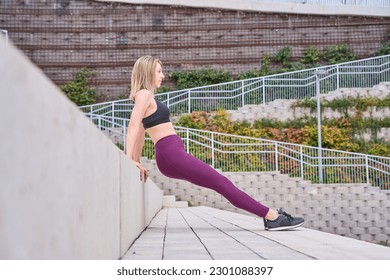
[275,142,278,172]
[241,80,245,107]
[111,103,115,128]
[123,119,127,152]
[186,128,190,153]
[315,70,328,183]
[98,115,102,130]
[300,145,304,179]
[336,64,340,89]
[262,77,266,104]
[188,89,191,114]
[365,155,370,185]
[211,132,215,168]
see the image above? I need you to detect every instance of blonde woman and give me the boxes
[126,55,304,231]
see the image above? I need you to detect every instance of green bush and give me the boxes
[375,28,390,56]
[60,67,97,106]
[322,44,355,64]
[237,55,271,80]
[301,47,321,65]
[169,67,232,90]
[174,107,389,157]
[273,46,292,66]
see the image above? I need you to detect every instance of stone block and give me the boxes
[180,195,192,202]
[297,180,312,187]
[265,181,282,189]
[351,227,365,235]
[366,200,381,208]
[185,188,200,196]
[357,220,373,228]
[357,207,373,214]
[288,188,304,195]
[328,220,342,228]
[340,193,355,201]
[171,188,185,197]
[368,227,381,235]
[319,200,334,208]
[358,193,372,201]
[304,200,320,208]
[193,195,207,204]
[312,220,327,228]
[266,194,282,202]
[334,199,349,208]
[335,227,349,235]
[349,187,365,194]
[215,201,230,209]
[174,201,188,208]
[244,187,258,196]
[350,200,364,208]
[360,234,374,242]
[374,234,388,243]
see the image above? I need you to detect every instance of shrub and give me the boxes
[301,47,321,65]
[273,46,292,66]
[169,68,232,90]
[60,67,97,106]
[322,44,355,64]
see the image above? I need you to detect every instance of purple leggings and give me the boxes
[155,135,270,218]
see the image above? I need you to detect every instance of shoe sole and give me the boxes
[265,221,304,231]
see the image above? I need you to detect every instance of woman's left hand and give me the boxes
[133,161,149,182]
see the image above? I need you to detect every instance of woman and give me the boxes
[126,55,304,231]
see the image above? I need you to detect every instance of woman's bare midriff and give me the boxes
[146,122,177,144]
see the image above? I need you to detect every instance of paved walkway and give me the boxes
[122,206,390,260]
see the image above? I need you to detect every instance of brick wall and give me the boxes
[1,0,389,98]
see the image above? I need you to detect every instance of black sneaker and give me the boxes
[263,209,304,231]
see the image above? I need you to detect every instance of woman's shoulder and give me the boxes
[134,89,153,101]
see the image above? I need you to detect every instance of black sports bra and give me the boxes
[142,100,171,129]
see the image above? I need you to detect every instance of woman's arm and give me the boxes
[125,90,152,181]
[131,124,145,163]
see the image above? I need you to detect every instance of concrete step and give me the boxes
[162,195,189,208]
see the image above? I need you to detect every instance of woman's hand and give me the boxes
[132,161,149,182]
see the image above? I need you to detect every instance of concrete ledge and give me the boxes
[97,0,390,17]
[0,37,163,259]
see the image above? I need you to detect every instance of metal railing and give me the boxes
[88,114,390,190]
[253,0,390,7]
[79,55,390,118]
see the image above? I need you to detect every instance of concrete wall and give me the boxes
[100,0,390,17]
[0,37,162,260]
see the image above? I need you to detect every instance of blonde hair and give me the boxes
[130,55,162,100]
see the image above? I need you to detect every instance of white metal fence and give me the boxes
[253,0,390,7]
[81,55,390,189]
[79,55,390,119]
[88,114,390,189]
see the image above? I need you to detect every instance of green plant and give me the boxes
[169,67,232,90]
[301,47,321,65]
[322,44,355,64]
[156,85,172,93]
[237,55,272,79]
[375,27,390,56]
[60,67,97,106]
[273,46,292,66]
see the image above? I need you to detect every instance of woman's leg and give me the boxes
[155,135,270,218]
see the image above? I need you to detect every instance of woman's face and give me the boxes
[153,63,164,89]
